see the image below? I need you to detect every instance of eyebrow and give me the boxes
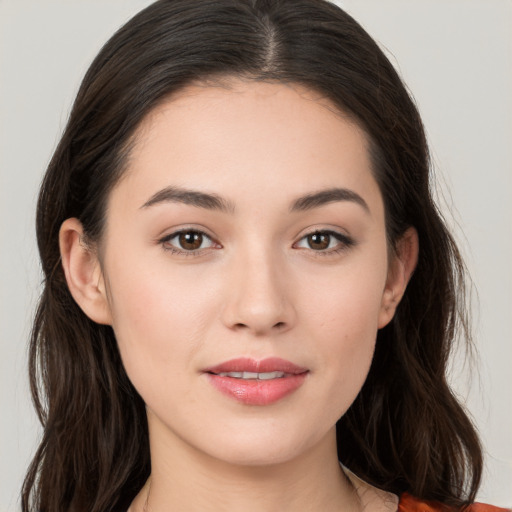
[140,185,369,214]
[290,187,370,214]
[140,186,235,213]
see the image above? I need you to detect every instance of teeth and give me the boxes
[258,371,285,380]
[217,371,286,380]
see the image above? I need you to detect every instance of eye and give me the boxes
[160,229,217,253]
[294,230,354,253]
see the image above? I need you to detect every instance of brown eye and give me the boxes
[178,231,204,250]
[161,229,216,253]
[307,232,330,250]
[294,230,355,253]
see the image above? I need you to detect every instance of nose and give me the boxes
[220,248,296,336]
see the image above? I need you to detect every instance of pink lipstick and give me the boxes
[204,357,308,406]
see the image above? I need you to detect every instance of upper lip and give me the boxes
[204,357,308,375]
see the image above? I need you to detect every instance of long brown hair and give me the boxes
[23,1,482,510]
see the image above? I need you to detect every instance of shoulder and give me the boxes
[398,493,511,512]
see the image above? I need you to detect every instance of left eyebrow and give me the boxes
[290,187,370,214]
[140,186,235,213]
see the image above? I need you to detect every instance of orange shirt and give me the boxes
[399,493,511,512]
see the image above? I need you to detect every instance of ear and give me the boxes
[378,227,419,329]
[59,218,112,325]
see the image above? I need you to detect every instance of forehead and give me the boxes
[113,79,382,217]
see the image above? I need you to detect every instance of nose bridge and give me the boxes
[221,239,294,335]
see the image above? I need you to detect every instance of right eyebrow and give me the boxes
[290,187,370,214]
[140,186,235,213]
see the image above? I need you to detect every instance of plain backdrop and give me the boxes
[0,1,511,510]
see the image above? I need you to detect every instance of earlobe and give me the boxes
[59,218,112,325]
[378,227,419,329]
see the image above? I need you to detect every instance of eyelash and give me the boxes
[158,229,355,257]
[293,230,355,256]
[159,229,219,257]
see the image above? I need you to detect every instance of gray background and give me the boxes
[1,0,511,510]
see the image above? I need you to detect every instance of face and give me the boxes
[86,80,405,466]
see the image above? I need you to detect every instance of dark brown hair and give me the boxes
[23,1,482,510]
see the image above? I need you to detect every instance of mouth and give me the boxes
[203,357,309,406]
[213,371,288,380]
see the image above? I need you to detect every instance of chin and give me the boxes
[211,447,303,468]
[197,424,325,468]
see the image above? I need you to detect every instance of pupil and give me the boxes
[309,233,329,250]
[179,232,202,250]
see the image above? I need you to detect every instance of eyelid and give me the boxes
[158,227,221,256]
[293,228,356,254]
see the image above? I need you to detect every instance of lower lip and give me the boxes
[206,373,308,406]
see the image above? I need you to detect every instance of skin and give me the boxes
[60,80,418,512]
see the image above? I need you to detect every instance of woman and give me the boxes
[21,1,508,511]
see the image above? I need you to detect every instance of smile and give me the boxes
[204,358,309,406]
[215,371,286,380]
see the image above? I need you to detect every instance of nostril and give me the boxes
[274,322,286,329]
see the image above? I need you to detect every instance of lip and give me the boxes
[204,357,308,375]
[204,357,309,406]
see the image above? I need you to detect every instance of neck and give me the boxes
[130,416,361,512]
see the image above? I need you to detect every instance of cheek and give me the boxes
[104,255,217,391]
[299,260,387,409]
[304,256,387,341]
